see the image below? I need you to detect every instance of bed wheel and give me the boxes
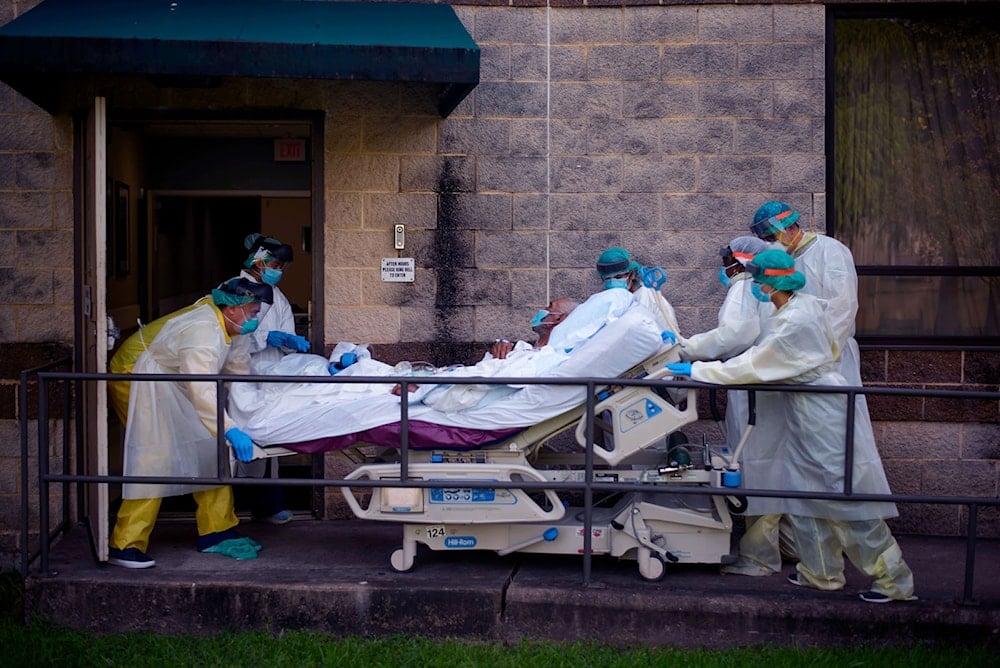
[725,495,748,515]
[638,554,667,582]
[389,546,414,573]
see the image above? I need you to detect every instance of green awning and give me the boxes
[0,0,479,116]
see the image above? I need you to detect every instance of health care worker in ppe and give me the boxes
[240,233,309,373]
[236,234,306,525]
[746,201,875,575]
[107,278,273,569]
[676,236,769,373]
[667,250,915,603]
[673,236,797,577]
[595,246,681,337]
[750,202,864,382]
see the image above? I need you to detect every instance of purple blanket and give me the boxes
[272,420,524,454]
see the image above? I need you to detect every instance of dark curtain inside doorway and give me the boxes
[833,13,1000,338]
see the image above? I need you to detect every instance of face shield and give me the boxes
[750,208,798,242]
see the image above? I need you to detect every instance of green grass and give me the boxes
[0,569,22,624]
[0,569,992,667]
[0,621,992,668]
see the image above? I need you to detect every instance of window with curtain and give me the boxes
[832,8,999,343]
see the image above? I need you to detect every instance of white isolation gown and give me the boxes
[677,272,768,452]
[691,293,897,521]
[634,286,680,336]
[789,235,872,429]
[123,303,251,499]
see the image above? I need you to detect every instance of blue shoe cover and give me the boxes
[266,510,294,525]
[243,536,262,551]
[201,538,259,560]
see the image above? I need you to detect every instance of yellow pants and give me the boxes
[110,486,238,553]
[789,515,916,600]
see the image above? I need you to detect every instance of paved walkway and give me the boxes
[24,520,1000,648]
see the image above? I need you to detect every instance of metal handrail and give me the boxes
[18,356,72,576]
[22,368,1000,604]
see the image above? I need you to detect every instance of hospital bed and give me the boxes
[235,295,744,580]
[337,344,742,581]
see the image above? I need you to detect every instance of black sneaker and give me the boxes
[787,573,806,587]
[859,590,892,604]
[108,547,156,569]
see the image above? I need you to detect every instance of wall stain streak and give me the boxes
[431,157,470,363]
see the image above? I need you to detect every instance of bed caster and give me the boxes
[725,495,748,515]
[389,546,415,573]
[638,553,667,582]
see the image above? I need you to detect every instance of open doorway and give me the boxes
[149,194,312,323]
[103,118,320,525]
[148,193,316,518]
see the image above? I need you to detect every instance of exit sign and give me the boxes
[274,138,306,162]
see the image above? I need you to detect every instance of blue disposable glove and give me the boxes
[225,428,254,462]
[666,362,692,377]
[266,330,310,352]
[718,266,731,287]
[329,352,358,375]
[639,265,668,290]
[661,331,677,345]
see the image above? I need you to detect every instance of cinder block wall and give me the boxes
[318,3,998,532]
[1,1,997,559]
[0,0,74,565]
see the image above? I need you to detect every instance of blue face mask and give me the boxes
[261,267,283,286]
[530,309,550,329]
[751,283,772,303]
[718,267,730,287]
[604,278,629,290]
[240,317,260,335]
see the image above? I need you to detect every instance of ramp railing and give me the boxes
[19,368,1000,605]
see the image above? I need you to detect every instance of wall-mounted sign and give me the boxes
[274,138,306,162]
[381,257,415,282]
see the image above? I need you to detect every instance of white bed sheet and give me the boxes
[229,292,665,446]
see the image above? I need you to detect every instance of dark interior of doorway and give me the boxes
[151,196,258,320]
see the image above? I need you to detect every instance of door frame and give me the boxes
[75,96,109,561]
[77,110,327,558]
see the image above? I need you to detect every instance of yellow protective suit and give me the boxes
[110,300,249,553]
[122,301,251,499]
[108,299,207,423]
[733,233,871,575]
[692,293,914,599]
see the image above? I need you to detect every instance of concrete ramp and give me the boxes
[24,520,1000,648]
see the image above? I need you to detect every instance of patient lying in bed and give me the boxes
[228,289,667,449]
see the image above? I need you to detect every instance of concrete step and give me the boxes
[24,520,1000,648]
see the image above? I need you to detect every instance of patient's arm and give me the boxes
[390,383,419,396]
[489,340,515,359]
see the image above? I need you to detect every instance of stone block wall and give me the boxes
[0,0,75,563]
[0,0,996,557]
[864,349,999,537]
[324,4,828,361]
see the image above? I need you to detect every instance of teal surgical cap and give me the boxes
[750,201,801,237]
[212,277,274,307]
[745,249,807,292]
[596,246,640,278]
